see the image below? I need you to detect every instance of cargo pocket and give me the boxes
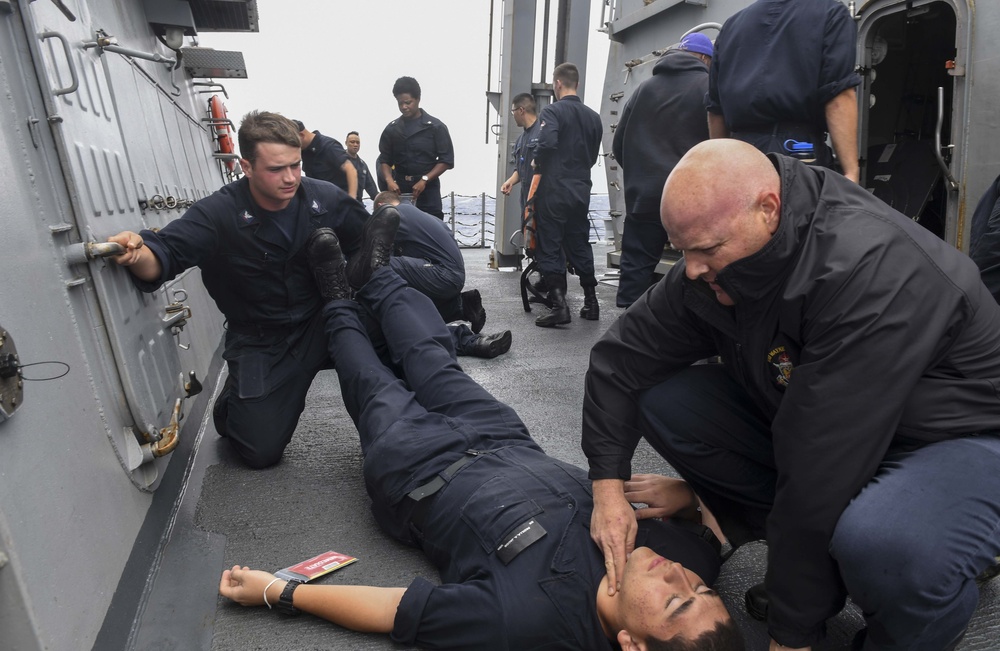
[235,350,270,400]
[460,475,543,555]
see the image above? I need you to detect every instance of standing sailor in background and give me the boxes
[108,111,368,469]
[295,120,359,198]
[612,33,712,308]
[345,131,378,202]
[500,93,541,213]
[706,0,861,182]
[379,76,454,219]
[532,62,604,328]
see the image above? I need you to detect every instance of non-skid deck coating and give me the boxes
[135,244,1000,650]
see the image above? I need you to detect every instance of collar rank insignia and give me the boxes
[312,200,320,212]
[241,210,255,223]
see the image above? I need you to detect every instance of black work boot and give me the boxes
[347,204,400,289]
[305,228,351,301]
[580,286,599,320]
[535,286,571,327]
[744,582,768,621]
[212,375,233,437]
[461,288,487,333]
[976,555,1000,584]
[468,330,512,358]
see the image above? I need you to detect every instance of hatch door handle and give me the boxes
[934,86,959,192]
[37,31,79,96]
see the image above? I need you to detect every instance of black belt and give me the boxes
[407,451,480,530]
[225,320,295,337]
[731,122,823,138]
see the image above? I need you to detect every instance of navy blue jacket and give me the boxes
[349,155,379,201]
[512,118,541,209]
[395,203,464,275]
[613,50,710,215]
[136,177,367,330]
[706,0,860,132]
[378,109,455,179]
[535,95,603,192]
[302,131,351,192]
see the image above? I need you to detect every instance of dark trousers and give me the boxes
[387,255,481,356]
[535,180,596,288]
[322,267,536,543]
[398,177,444,219]
[217,311,332,468]
[616,211,668,307]
[389,256,464,322]
[638,364,1000,650]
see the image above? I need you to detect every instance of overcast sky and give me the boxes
[197,0,611,196]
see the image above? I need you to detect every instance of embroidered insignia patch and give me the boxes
[767,346,794,387]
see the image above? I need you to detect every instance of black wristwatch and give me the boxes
[275,579,302,616]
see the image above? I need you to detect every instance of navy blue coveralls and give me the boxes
[322,266,722,650]
[534,95,603,291]
[389,202,479,355]
[706,0,860,168]
[301,131,352,193]
[135,177,368,468]
[349,155,378,202]
[512,118,541,210]
[378,110,455,218]
[612,49,710,307]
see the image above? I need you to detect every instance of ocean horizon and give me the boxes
[363,192,612,249]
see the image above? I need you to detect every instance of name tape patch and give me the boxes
[496,518,547,565]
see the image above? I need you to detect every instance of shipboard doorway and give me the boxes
[856,0,967,245]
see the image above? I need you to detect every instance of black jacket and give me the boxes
[612,50,709,215]
[970,172,1000,303]
[583,155,1000,645]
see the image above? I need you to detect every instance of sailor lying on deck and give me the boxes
[218,207,745,651]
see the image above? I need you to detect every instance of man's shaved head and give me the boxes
[660,140,782,305]
[662,139,779,235]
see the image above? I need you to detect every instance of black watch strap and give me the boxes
[275,579,302,616]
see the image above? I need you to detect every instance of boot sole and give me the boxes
[535,317,571,328]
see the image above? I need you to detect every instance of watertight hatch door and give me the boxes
[21,1,188,473]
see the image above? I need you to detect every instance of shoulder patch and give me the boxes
[767,346,794,387]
